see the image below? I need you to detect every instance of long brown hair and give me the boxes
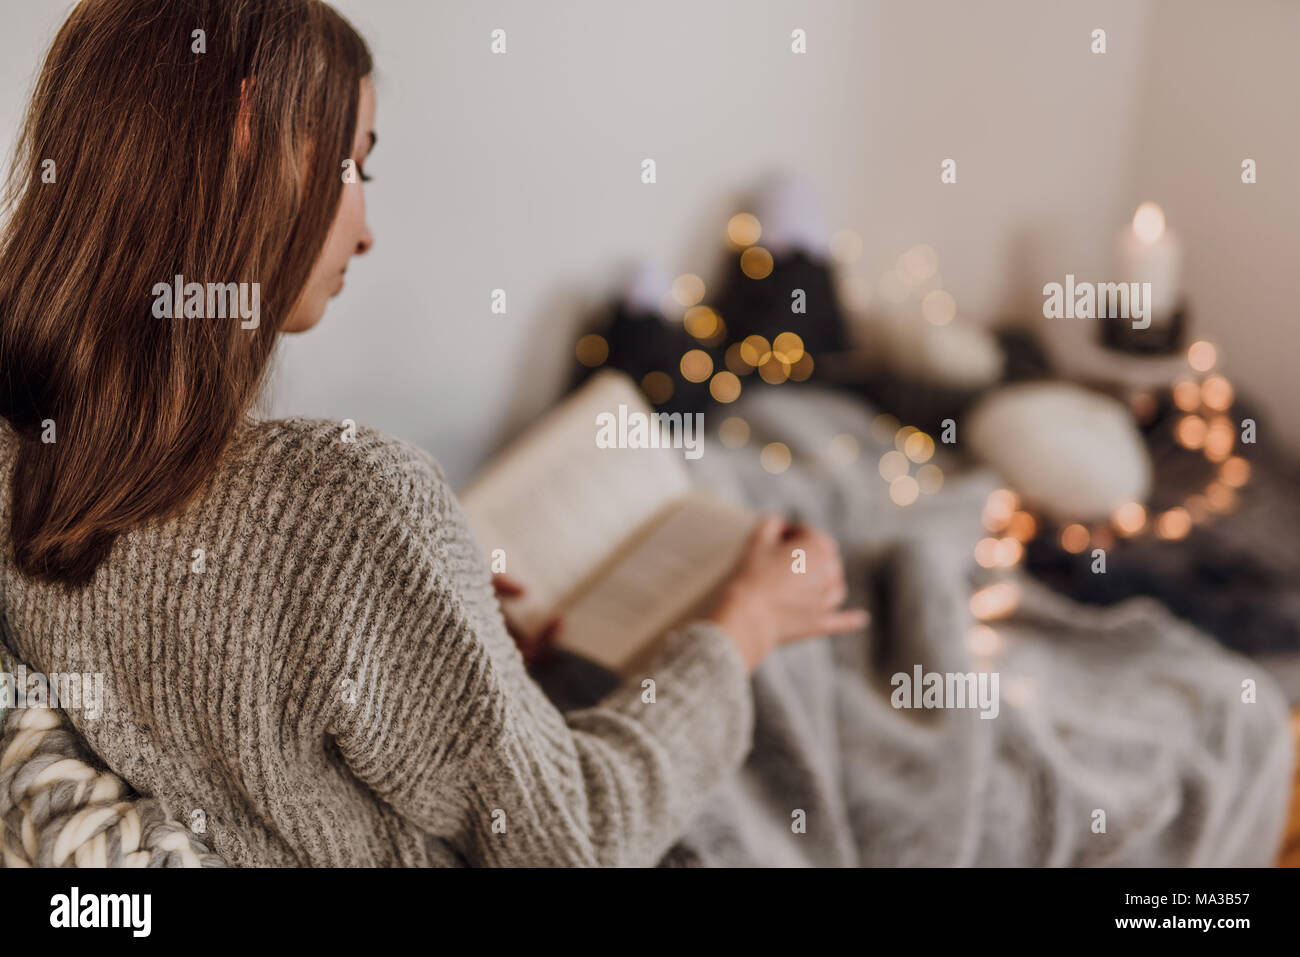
[0,0,371,585]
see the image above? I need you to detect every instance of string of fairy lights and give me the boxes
[976,339,1251,570]
[573,211,1251,566]
[573,211,952,492]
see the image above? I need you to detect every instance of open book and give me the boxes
[458,370,757,676]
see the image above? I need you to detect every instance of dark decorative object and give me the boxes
[1098,298,1187,355]
[1023,396,1300,654]
[710,249,849,362]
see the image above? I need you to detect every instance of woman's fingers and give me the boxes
[815,608,871,636]
[492,573,525,598]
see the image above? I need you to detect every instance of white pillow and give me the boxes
[967,382,1152,521]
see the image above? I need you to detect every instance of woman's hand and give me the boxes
[492,574,562,669]
[707,516,869,673]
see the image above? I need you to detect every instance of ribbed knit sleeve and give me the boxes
[315,425,756,867]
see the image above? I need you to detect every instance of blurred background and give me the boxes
[2,0,1293,482]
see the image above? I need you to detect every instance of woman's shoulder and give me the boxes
[212,415,456,527]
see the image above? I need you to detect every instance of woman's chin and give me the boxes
[282,303,327,333]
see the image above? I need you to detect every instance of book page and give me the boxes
[458,370,695,633]
[556,491,757,675]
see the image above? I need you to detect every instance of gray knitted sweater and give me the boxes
[0,417,755,866]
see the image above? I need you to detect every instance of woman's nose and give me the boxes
[356,224,374,255]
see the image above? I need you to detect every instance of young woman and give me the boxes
[0,0,865,866]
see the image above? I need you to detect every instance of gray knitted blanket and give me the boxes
[644,385,1293,866]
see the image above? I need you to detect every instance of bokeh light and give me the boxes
[760,441,792,474]
[709,371,742,403]
[890,475,920,506]
[921,289,957,325]
[1060,523,1089,553]
[575,334,609,367]
[672,273,705,307]
[878,450,910,482]
[1187,340,1217,373]
[740,246,774,280]
[680,349,713,383]
[726,213,761,248]
[640,370,673,404]
[718,415,750,448]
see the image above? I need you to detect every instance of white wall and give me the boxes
[4,1,1292,483]
[1129,0,1300,453]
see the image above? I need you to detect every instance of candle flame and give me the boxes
[1132,202,1166,244]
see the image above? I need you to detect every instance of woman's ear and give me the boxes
[235,77,256,154]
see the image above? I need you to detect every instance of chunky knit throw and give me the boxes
[0,418,755,866]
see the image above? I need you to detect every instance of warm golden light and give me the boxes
[983,489,1019,532]
[740,246,774,280]
[872,414,900,442]
[672,273,705,307]
[1220,456,1251,488]
[1205,481,1238,513]
[1175,414,1207,450]
[1060,523,1089,553]
[970,582,1021,621]
[640,370,673,404]
[1187,340,1217,373]
[772,331,805,364]
[725,342,752,376]
[1172,378,1201,412]
[575,334,609,367]
[1200,375,1234,412]
[894,426,918,451]
[1203,419,1234,462]
[760,441,792,474]
[902,244,939,282]
[966,625,1005,658]
[1132,202,1166,244]
[878,450,910,482]
[921,289,957,325]
[1113,502,1147,536]
[709,371,742,404]
[1007,511,1038,542]
[683,305,720,340]
[758,357,790,385]
[890,475,920,506]
[917,463,944,494]
[789,353,814,381]
[680,349,713,383]
[1156,507,1192,540]
[739,335,772,366]
[718,415,750,448]
[726,213,762,248]
[975,537,1000,569]
[994,537,1023,568]
[903,431,935,464]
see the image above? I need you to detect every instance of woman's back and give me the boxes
[0,415,756,866]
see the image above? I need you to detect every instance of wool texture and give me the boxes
[0,418,754,866]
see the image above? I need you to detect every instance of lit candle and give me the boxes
[1116,202,1183,328]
